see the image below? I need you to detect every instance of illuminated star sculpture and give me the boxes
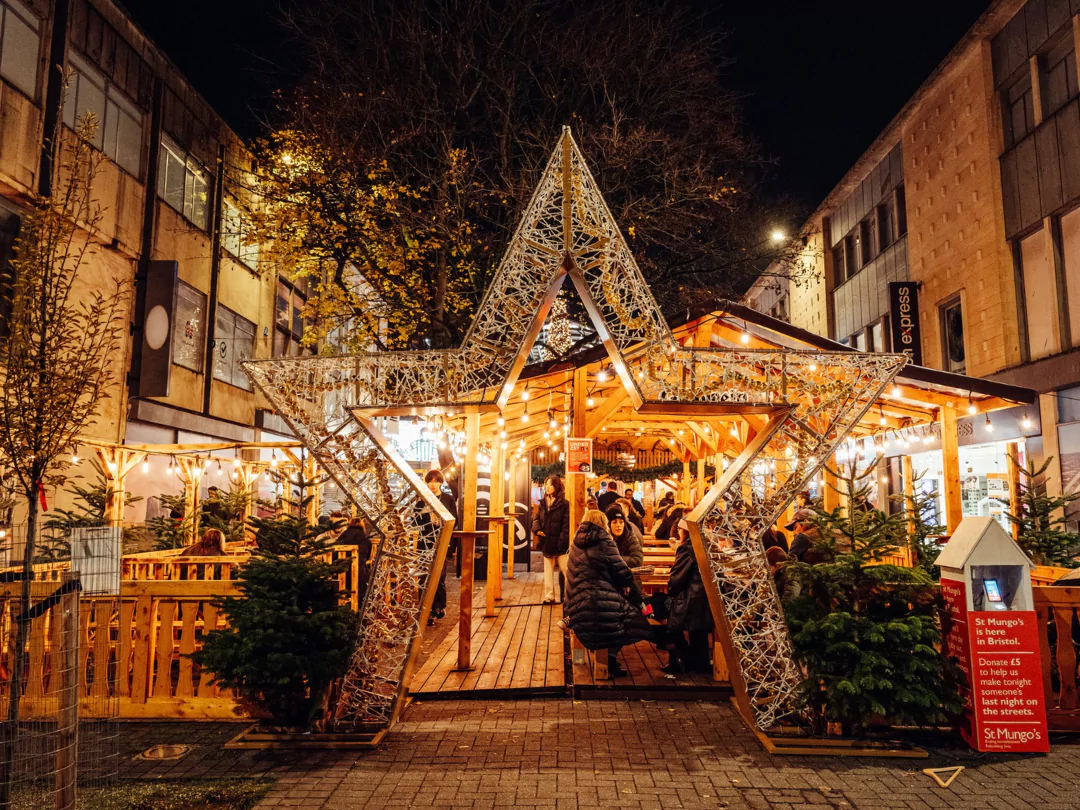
[244,128,906,732]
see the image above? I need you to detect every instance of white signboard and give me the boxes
[71,525,122,595]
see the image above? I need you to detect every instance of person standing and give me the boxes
[532,476,570,604]
[420,469,457,624]
[596,482,619,513]
[664,519,714,674]
[565,509,653,677]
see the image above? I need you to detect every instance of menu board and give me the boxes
[940,576,1049,752]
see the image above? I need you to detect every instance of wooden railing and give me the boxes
[1033,585,1080,731]
[0,580,251,720]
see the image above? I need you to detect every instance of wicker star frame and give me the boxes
[244,128,905,732]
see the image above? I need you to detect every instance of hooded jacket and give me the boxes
[532,493,570,557]
[565,520,653,651]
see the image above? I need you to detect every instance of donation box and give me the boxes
[937,517,1049,753]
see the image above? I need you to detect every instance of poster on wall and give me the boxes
[566,438,593,473]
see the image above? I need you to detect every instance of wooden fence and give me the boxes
[1033,585,1080,731]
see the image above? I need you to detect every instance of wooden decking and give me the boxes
[408,570,733,701]
[409,572,566,697]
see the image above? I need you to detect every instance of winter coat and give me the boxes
[654,510,679,540]
[612,522,644,590]
[417,490,457,552]
[565,521,654,651]
[596,490,619,513]
[666,540,714,633]
[532,494,570,557]
[625,506,645,534]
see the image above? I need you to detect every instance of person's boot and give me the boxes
[661,652,685,675]
[608,655,627,678]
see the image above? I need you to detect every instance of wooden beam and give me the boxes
[687,421,719,454]
[940,404,963,533]
[902,454,916,544]
[457,411,481,671]
[1007,442,1021,541]
[584,386,630,437]
[486,438,505,617]
[570,366,589,534]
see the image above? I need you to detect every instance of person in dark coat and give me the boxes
[532,476,570,603]
[663,519,714,674]
[565,509,654,677]
[655,505,686,542]
[617,497,645,535]
[606,505,643,590]
[622,486,646,519]
[338,517,373,605]
[761,525,788,553]
[419,469,457,624]
[596,483,619,513]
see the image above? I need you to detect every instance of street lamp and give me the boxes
[770,229,786,243]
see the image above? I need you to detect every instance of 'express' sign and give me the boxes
[888,281,922,365]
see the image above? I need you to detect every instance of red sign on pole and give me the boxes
[565,438,593,474]
[941,576,1049,752]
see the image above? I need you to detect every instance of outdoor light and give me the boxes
[597,370,607,382]
[521,387,530,401]
[985,415,994,433]
[107,461,117,474]
[967,398,977,415]
[216,461,224,476]
[809,363,817,372]
[730,426,738,438]
[586,396,595,407]
[271,450,278,468]
[881,475,889,483]
[550,416,557,429]
[497,415,505,427]
[203,457,211,470]
[233,456,241,468]
[0,530,6,539]
[740,330,751,344]
[521,412,529,423]
[142,461,149,474]
[543,431,550,439]
[891,385,901,397]
[770,229,785,242]
[1023,413,1033,430]
[500,430,507,439]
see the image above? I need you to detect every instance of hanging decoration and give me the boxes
[531,458,717,484]
[543,292,573,359]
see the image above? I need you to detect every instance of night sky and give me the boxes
[123,0,992,210]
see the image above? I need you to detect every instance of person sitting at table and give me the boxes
[785,490,818,562]
[663,519,714,674]
[606,506,643,590]
[622,485,646,519]
[533,475,571,604]
[616,496,645,534]
[565,509,654,678]
[655,505,686,542]
[761,525,788,553]
[180,528,226,557]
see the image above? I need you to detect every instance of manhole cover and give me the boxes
[135,744,192,761]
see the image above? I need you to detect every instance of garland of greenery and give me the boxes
[530,458,716,484]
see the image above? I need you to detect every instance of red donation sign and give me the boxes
[940,576,1049,752]
[565,438,592,474]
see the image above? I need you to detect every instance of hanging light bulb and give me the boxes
[500,429,507,439]
[71,450,79,464]
[597,370,608,383]
[233,455,241,468]
[216,461,224,475]
[985,414,994,433]
[270,450,278,468]
[740,330,751,344]
[550,416,557,429]
[497,415,505,427]
[967,398,977,415]
[203,456,212,470]
[1022,413,1033,430]
[142,460,149,474]
[543,431,550,439]
[521,412,529,423]
[891,384,901,398]
[521,387,530,401]
[922,433,932,445]
[729,426,739,438]
[809,362,817,372]
[586,396,595,407]
[107,461,117,474]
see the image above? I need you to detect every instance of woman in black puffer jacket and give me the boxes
[565,509,654,677]
[663,518,715,674]
[532,476,571,603]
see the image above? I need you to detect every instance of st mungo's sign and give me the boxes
[888,281,922,365]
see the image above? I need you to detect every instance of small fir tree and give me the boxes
[192,476,356,728]
[894,470,947,577]
[1008,457,1080,567]
[784,461,963,735]
[147,492,193,551]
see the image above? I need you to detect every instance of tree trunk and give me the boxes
[0,485,40,809]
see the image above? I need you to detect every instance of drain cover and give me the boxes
[135,744,192,761]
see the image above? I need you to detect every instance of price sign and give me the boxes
[941,577,1049,752]
[566,438,593,474]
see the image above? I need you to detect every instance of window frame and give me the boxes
[1003,71,1035,149]
[939,295,966,374]
[222,198,259,271]
[1041,31,1078,118]
[157,136,211,231]
[172,280,207,373]
[62,52,144,176]
[273,278,313,358]
[0,0,41,99]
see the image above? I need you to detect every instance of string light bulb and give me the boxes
[216,461,224,476]
[521,387,530,401]
[985,414,994,433]
[1022,413,1033,430]
[141,460,149,474]
[967,397,977,415]
[71,452,79,464]
[891,385,901,398]
[597,370,607,383]
[497,415,505,427]
[521,412,529,423]
[270,451,278,468]
[740,330,751,344]
[586,396,595,407]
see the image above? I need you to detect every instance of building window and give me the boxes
[213,305,256,390]
[0,0,39,97]
[1019,228,1058,360]
[274,279,310,357]
[1060,206,1080,348]
[831,243,846,284]
[173,281,207,372]
[769,295,788,322]
[870,320,885,353]
[0,208,19,338]
[62,53,143,176]
[853,330,867,352]
[222,200,259,270]
[843,235,856,282]
[940,297,966,374]
[894,185,907,237]
[157,138,210,230]
[860,216,877,266]
[1042,34,1078,117]
[877,198,895,249]
[1004,73,1035,148]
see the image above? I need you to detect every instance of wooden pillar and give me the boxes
[507,454,518,579]
[175,456,205,545]
[1038,392,1064,514]
[902,454,916,541]
[569,367,588,533]
[875,455,889,512]
[303,454,320,525]
[486,439,504,617]
[54,572,78,810]
[822,458,839,514]
[94,447,145,525]
[681,460,691,504]
[457,411,480,671]
[1007,441,1022,541]
[696,457,706,504]
[940,404,963,533]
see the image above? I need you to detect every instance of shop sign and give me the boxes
[565,438,593,474]
[888,282,922,365]
[941,577,1049,752]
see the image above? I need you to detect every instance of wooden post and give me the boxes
[875,455,890,512]
[94,447,145,525]
[1007,441,1022,541]
[507,454,517,579]
[822,458,839,514]
[696,456,706,504]
[569,367,588,533]
[456,411,480,670]
[485,439,504,617]
[902,454,916,542]
[303,454,320,524]
[1039,392,1065,521]
[54,572,78,810]
[681,460,691,504]
[175,456,205,545]
[940,404,963,533]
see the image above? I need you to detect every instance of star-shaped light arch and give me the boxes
[244,128,905,732]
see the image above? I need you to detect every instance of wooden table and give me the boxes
[485,517,511,615]
[453,529,494,671]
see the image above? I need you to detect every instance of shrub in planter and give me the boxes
[782,462,963,736]
[193,493,357,728]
